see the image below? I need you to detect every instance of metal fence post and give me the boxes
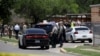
[92,22,95,46]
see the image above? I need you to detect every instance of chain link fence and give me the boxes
[92,22,100,46]
[81,22,100,46]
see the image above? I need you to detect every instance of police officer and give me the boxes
[58,21,66,47]
[50,25,58,48]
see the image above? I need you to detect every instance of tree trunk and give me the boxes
[33,15,39,24]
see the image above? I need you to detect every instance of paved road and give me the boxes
[0,41,81,56]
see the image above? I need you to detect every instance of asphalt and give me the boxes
[0,39,81,56]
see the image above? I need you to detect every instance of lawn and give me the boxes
[0,36,18,43]
[65,46,100,56]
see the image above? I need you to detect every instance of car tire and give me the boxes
[65,40,69,43]
[88,39,92,43]
[81,40,85,43]
[18,40,26,49]
[40,46,44,49]
[45,46,49,49]
[70,36,75,43]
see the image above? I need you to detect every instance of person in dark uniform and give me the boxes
[50,25,58,48]
[63,22,71,42]
[58,21,66,47]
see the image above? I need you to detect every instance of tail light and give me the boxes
[74,32,78,34]
[25,35,48,39]
[42,35,48,39]
[26,36,33,39]
[89,31,92,34]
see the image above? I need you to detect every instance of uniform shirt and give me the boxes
[14,24,20,30]
[59,25,66,34]
[52,26,58,34]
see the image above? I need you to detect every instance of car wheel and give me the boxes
[65,40,68,43]
[40,46,44,49]
[81,40,85,43]
[70,36,75,43]
[45,46,49,49]
[88,39,92,43]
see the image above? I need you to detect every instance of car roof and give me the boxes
[26,28,45,31]
[73,26,88,28]
[36,23,53,26]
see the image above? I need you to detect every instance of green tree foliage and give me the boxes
[0,0,100,24]
[76,0,100,13]
[14,0,78,23]
[0,0,15,24]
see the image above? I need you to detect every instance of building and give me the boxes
[47,14,91,22]
[90,4,100,23]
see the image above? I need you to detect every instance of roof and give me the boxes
[73,26,88,28]
[26,28,45,31]
[90,4,100,7]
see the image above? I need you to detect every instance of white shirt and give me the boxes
[23,24,27,30]
[52,26,58,34]
[14,24,20,30]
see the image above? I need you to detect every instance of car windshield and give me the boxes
[25,30,45,34]
[75,28,89,31]
[34,24,53,33]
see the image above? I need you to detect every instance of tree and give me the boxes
[0,0,15,24]
[14,0,79,24]
[76,0,100,13]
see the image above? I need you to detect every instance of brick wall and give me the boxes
[91,5,100,23]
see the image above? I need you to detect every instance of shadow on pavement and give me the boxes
[20,47,49,50]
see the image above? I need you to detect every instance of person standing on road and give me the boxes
[14,24,20,39]
[0,24,4,37]
[50,25,58,48]
[58,21,66,47]
[8,25,13,39]
[22,23,27,33]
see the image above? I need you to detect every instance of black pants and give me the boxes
[63,33,66,42]
[14,30,19,39]
[1,30,4,37]
[51,33,57,48]
[9,30,12,38]
[58,33,64,47]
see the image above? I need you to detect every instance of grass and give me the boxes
[0,36,18,43]
[78,46,100,50]
[65,46,100,56]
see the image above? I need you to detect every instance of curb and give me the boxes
[60,48,67,53]
[60,48,82,56]
[60,45,79,53]
[0,52,44,56]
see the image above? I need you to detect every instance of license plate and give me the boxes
[83,35,87,37]
[35,40,40,43]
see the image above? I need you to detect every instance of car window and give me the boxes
[66,28,72,32]
[34,24,53,33]
[75,28,89,31]
[25,30,46,34]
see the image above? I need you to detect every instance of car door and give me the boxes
[65,28,72,41]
